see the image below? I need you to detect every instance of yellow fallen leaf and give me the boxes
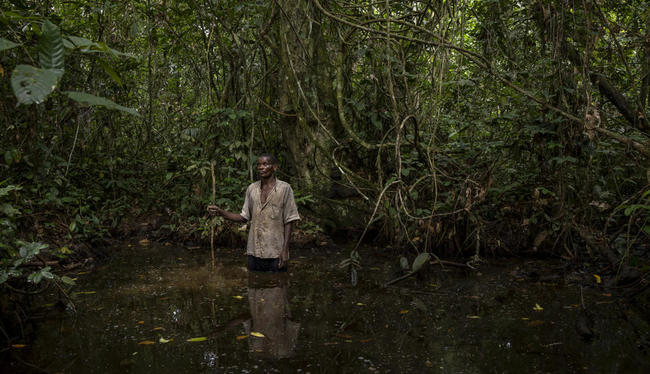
[466,315,481,319]
[233,295,243,299]
[138,340,156,345]
[602,293,611,297]
[137,321,145,325]
[593,274,601,284]
[77,271,89,275]
[236,335,248,340]
[345,339,353,343]
[186,337,207,342]
[159,337,172,343]
[356,302,365,306]
[11,344,27,348]
[152,327,164,331]
[533,303,544,311]
[164,242,172,246]
[400,309,409,314]
[250,332,265,338]
[521,317,530,320]
[139,239,150,246]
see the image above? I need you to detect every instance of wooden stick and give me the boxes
[210,161,216,269]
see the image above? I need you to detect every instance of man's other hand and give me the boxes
[207,205,220,215]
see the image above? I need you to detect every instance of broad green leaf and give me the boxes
[411,252,431,273]
[65,91,139,116]
[18,242,48,258]
[11,65,61,104]
[0,271,8,284]
[0,38,20,52]
[39,20,65,71]
[98,59,123,86]
[60,276,76,285]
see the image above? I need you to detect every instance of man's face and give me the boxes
[257,156,277,178]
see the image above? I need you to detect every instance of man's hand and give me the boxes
[278,249,289,269]
[207,205,221,216]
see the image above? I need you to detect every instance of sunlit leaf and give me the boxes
[138,340,155,345]
[138,239,150,246]
[356,302,365,306]
[152,327,164,331]
[533,303,543,311]
[232,295,243,299]
[11,344,27,348]
[65,91,139,116]
[400,309,409,314]
[250,332,265,338]
[593,274,601,284]
[186,337,207,342]
[236,335,248,340]
[0,38,20,52]
[466,315,480,319]
[137,321,145,325]
[158,337,172,343]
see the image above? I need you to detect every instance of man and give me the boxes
[207,154,300,272]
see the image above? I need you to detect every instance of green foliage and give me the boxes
[11,64,61,104]
[65,91,139,116]
[0,37,19,51]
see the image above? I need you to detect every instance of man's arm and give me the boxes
[207,205,246,222]
[278,221,293,268]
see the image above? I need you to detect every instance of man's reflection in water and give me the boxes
[243,273,300,359]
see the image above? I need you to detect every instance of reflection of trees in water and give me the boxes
[243,274,300,359]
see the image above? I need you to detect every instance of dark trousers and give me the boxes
[247,255,287,272]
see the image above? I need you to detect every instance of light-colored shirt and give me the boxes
[240,179,300,258]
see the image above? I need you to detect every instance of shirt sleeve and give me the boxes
[282,185,301,224]
[240,185,252,221]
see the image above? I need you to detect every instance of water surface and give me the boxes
[5,244,649,373]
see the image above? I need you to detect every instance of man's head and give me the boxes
[257,153,278,178]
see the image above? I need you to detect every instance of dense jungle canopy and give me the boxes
[1,0,649,286]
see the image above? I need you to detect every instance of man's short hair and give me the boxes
[258,153,278,165]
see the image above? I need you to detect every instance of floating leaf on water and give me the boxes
[138,340,155,345]
[533,303,544,311]
[232,295,243,299]
[186,337,207,342]
[412,252,431,273]
[250,332,265,338]
[139,239,150,246]
[400,309,409,314]
[236,335,248,340]
[158,337,172,344]
[11,344,27,348]
[593,274,601,284]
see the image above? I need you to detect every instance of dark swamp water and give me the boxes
[4,243,649,373]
